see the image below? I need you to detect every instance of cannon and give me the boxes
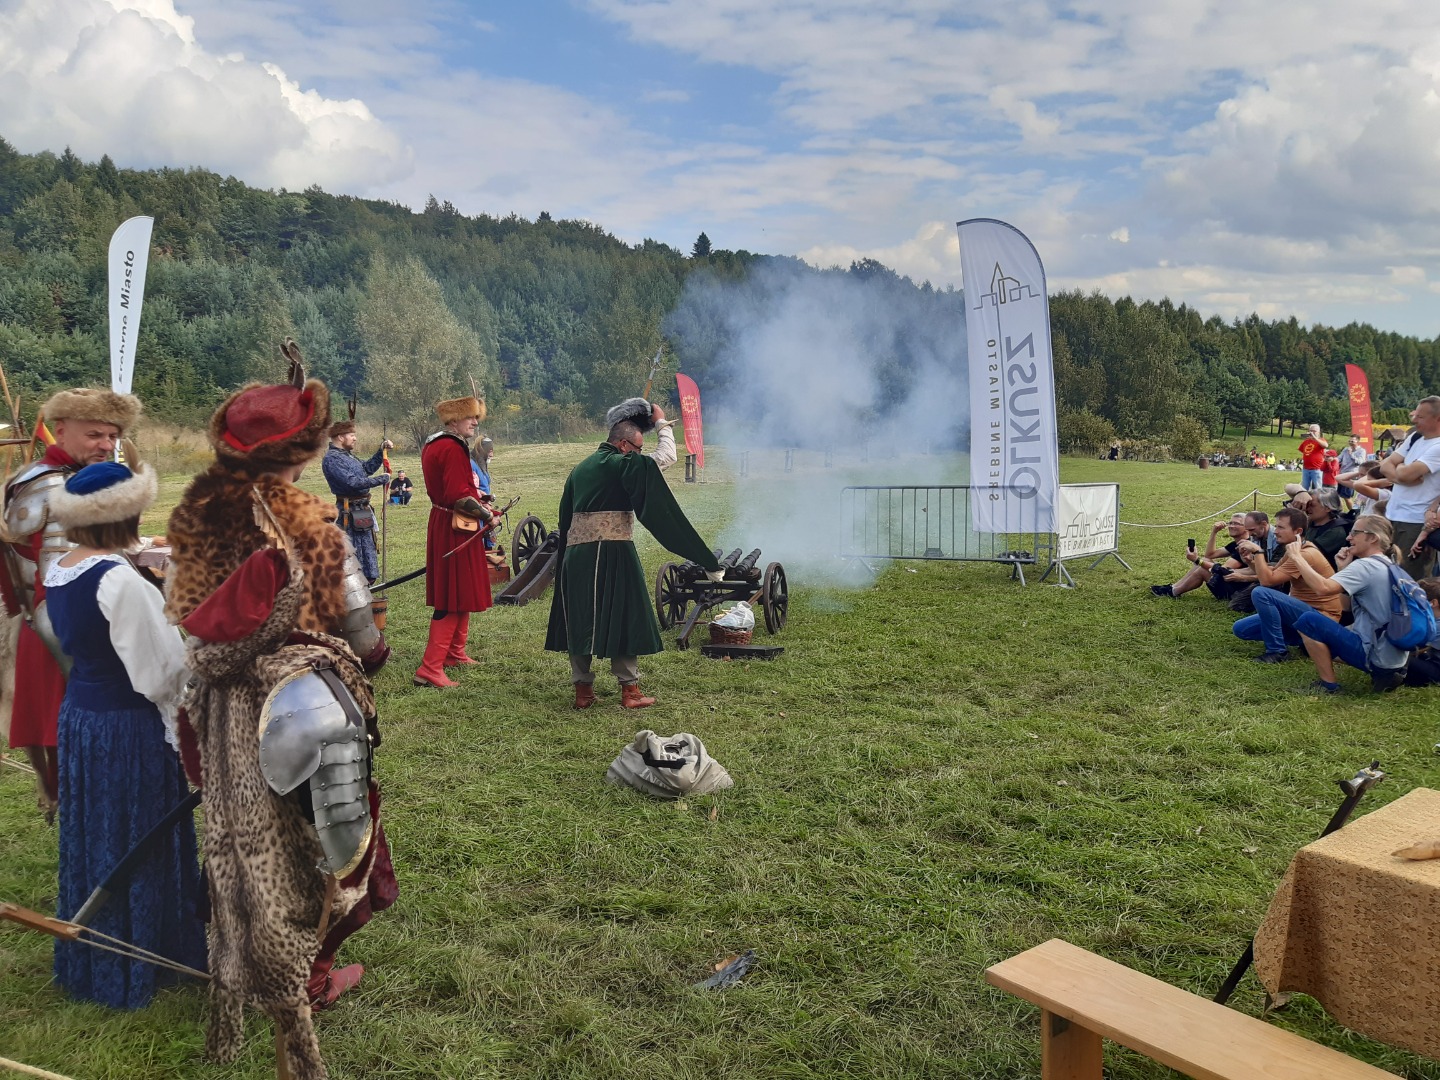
[494,515,560,606]
[654,547,789,650]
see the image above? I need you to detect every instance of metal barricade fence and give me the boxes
[839,485,1051,583]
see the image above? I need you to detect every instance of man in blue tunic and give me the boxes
[321,420,392,583]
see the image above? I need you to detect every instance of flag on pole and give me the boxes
[958,218,1059,534]
[1345,363,1374,453]
[675,373,705,468]
[33,419,54,448]
[109,216,154,395]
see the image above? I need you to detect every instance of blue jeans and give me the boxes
[1233,586,1311,654]
[1302,468,1323,490]
[1293,609,1373,672]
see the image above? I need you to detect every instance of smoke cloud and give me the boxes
[665,257,971,586]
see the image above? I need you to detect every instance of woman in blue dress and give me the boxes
[45,460,206,1008]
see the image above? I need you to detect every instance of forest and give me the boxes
[1,138,1437,452]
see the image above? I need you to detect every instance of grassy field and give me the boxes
[3,441,1440,1079]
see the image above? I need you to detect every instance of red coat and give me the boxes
[6,444,75,750]
[421,432,492,613]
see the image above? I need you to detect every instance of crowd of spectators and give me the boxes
[1150,397,1440,694]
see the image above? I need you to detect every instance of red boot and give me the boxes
[620,682,656,709]
[307,959,365,1010]
[414,613,460,688]
[444,612,478,667]
[574,682,596,710]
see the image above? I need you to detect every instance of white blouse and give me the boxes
[45,554,190,750]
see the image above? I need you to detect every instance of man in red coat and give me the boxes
[416,395,494,687]
[2,388,141,819]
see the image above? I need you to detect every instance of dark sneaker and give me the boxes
[1292,679,1342,695]
[1371,668,1404,693]
[1150,584,1175,598]
[1253,651,1290,664]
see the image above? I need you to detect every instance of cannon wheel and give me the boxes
[762,562,789,633]
[655,562,686,630]
[512,515,547,575]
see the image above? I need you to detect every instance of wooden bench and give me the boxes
[985,938,1397,1079]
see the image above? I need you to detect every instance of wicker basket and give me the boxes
[709,623,753,646]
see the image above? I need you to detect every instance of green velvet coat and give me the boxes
[545,443,720,657]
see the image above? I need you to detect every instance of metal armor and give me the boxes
[258,668,373,876]
[1,464,74,673]
[338,545,389,672]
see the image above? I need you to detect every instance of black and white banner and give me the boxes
[108,216,153,395]
[958,218,1059,534]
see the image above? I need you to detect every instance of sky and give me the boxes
[5,0,1440,336]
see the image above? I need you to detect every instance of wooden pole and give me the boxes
[0,1055,79,1080]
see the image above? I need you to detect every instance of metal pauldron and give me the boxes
[338,546,385,665]
[257,669,373,877]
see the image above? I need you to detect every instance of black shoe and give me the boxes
[1292,679,1342,695]
[1253,651,1290,664]
[1371,668,1404,693]
[1150,584,1175,598]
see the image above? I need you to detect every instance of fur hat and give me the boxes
[208,340,331,470]
[436,396,485,424]
[329,420,356,438]
[42,388,142,433]
[50,461,157,527]
[605,397,656,433]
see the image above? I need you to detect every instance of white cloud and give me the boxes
[640,88,690,104]
[0,0,411,190]
[1109,227,1130,244]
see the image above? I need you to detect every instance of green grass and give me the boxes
[4,447,1440,1079]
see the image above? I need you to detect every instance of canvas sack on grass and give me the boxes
[607,730,733,799]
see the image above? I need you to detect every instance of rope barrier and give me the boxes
[1116,488,1287,529]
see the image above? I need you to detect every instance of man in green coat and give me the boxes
[546,397,723,709]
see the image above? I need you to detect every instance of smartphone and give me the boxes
[1187,538,1196,553]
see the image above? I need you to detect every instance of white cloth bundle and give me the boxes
[606,730,733,799]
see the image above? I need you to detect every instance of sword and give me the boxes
[381,419,390,583]
[443,496,520,560]
[72,789,203,927]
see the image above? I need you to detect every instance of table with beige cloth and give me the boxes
[1254,786,1440,1060]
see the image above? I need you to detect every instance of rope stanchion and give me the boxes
[1118,490,1277,529]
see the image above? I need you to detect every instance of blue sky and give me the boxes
[6,0,1440,336]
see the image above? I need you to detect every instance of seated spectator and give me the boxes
[1337,436,1369,508]
[1231,507,1341,662]
[1222,510,1281,613]
[1288,488,1348,567]
[1151,514,1249,599]
[1403,578,1440,687]
[1257,514,1413,693]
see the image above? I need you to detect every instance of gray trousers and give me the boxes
[1391,520,1438,581]
[570,654,639,686]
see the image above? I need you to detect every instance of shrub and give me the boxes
[1167,415,1210,461]
[1058,408,1117,456]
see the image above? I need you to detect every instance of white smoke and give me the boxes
[666,258,971,586]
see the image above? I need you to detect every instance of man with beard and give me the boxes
[1,388,141,820]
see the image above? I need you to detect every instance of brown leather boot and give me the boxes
[620,682,656,709]
[573,682,596,710]
[307,960,364,1010]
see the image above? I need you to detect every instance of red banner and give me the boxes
[1345,363,1374,452]
[675,373,704,469]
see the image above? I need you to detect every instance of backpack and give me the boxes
[1371,557,1436,650]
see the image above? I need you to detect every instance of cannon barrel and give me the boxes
[720,548,743,568]
[736,548,762,575]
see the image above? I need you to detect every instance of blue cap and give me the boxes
[64,462,132,496]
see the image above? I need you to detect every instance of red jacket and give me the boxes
[420,432,492,613]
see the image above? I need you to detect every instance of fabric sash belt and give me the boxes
[567,511,634,546]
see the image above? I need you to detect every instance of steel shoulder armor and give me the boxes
[258,668,373,876]
[338,544,389,672]
[3,465,74,671]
